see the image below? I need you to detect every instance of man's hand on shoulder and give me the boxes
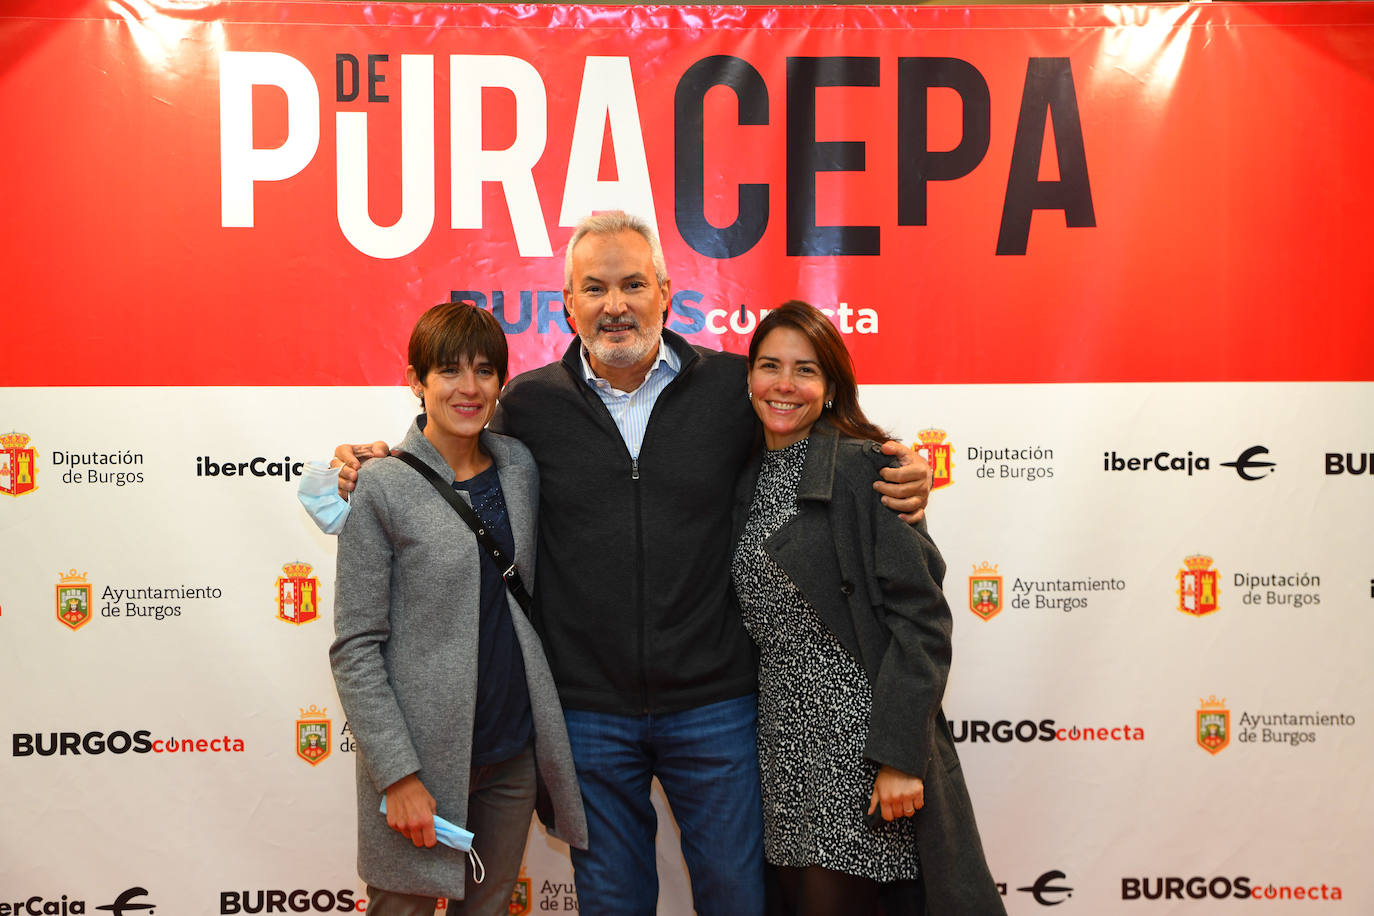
[873,439,930,524]
[332,441,390,500]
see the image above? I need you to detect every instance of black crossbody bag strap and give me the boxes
[394,450,533,613]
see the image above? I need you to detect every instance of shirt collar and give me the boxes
[579,338,679,391]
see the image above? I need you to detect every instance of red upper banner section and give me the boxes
[2,2,1373,385]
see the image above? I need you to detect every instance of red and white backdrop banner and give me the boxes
[1,1,1372,912]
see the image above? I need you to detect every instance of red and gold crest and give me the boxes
[916,429,954,489]
[508,867,532,916]
[1197,695,1230,754]
[55,569,92,631]
[296,705,331,766]
[968,562,1003,621]
[1177,554,1219,617]
[277,561,320,625]
[0,432,39,497]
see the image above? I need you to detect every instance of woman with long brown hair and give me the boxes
[732,301,1003,915]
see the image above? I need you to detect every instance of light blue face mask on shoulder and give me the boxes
[379,797,484,883]
[296,461,351,535]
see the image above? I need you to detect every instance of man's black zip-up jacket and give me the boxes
[492,329,759,715]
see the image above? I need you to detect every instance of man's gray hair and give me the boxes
[563,211,669,289]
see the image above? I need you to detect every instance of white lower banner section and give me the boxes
[0,383,1369,912]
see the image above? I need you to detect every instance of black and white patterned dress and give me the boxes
[731,438,920,881]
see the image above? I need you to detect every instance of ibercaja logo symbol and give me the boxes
[297,705,331,766]
[1,431,38,496]
[56,569,93,631]
[1197,695,1230,754]
[276,561,320,625]
[968,562,1003,621]
[1178,554,1220,617]
[916,429,954,490]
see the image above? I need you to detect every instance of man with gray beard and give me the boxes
[327,211,930,916]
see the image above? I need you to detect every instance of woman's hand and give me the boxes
[867,764,925,821]
[384,773,438,847]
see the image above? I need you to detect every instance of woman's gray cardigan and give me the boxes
[731,420,1004,915]
[331,421,587,900]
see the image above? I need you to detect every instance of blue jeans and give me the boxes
[562,694,765,916]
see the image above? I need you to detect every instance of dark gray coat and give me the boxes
[732,421,1004,915]
[332,422,587,900]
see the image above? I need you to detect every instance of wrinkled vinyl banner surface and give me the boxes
[4,1,1374,384]
[1,2,1372,913]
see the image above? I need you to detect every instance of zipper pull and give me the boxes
[631,457,640,480]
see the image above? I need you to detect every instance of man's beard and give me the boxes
[582,315,663,369]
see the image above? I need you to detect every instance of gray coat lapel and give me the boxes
[737,423,865,665]
[486,431,537,584]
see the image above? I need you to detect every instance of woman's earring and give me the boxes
[747,387,753,400]
[825,399,834,409]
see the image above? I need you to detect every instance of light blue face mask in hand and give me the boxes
[379,797,484,883]
[296,461,351,535]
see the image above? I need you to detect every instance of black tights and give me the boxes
[771,865,880,916]
[767,865,925,916]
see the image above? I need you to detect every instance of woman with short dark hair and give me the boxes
[331,302,586,916]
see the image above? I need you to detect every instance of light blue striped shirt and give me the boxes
[579,341,681,459]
